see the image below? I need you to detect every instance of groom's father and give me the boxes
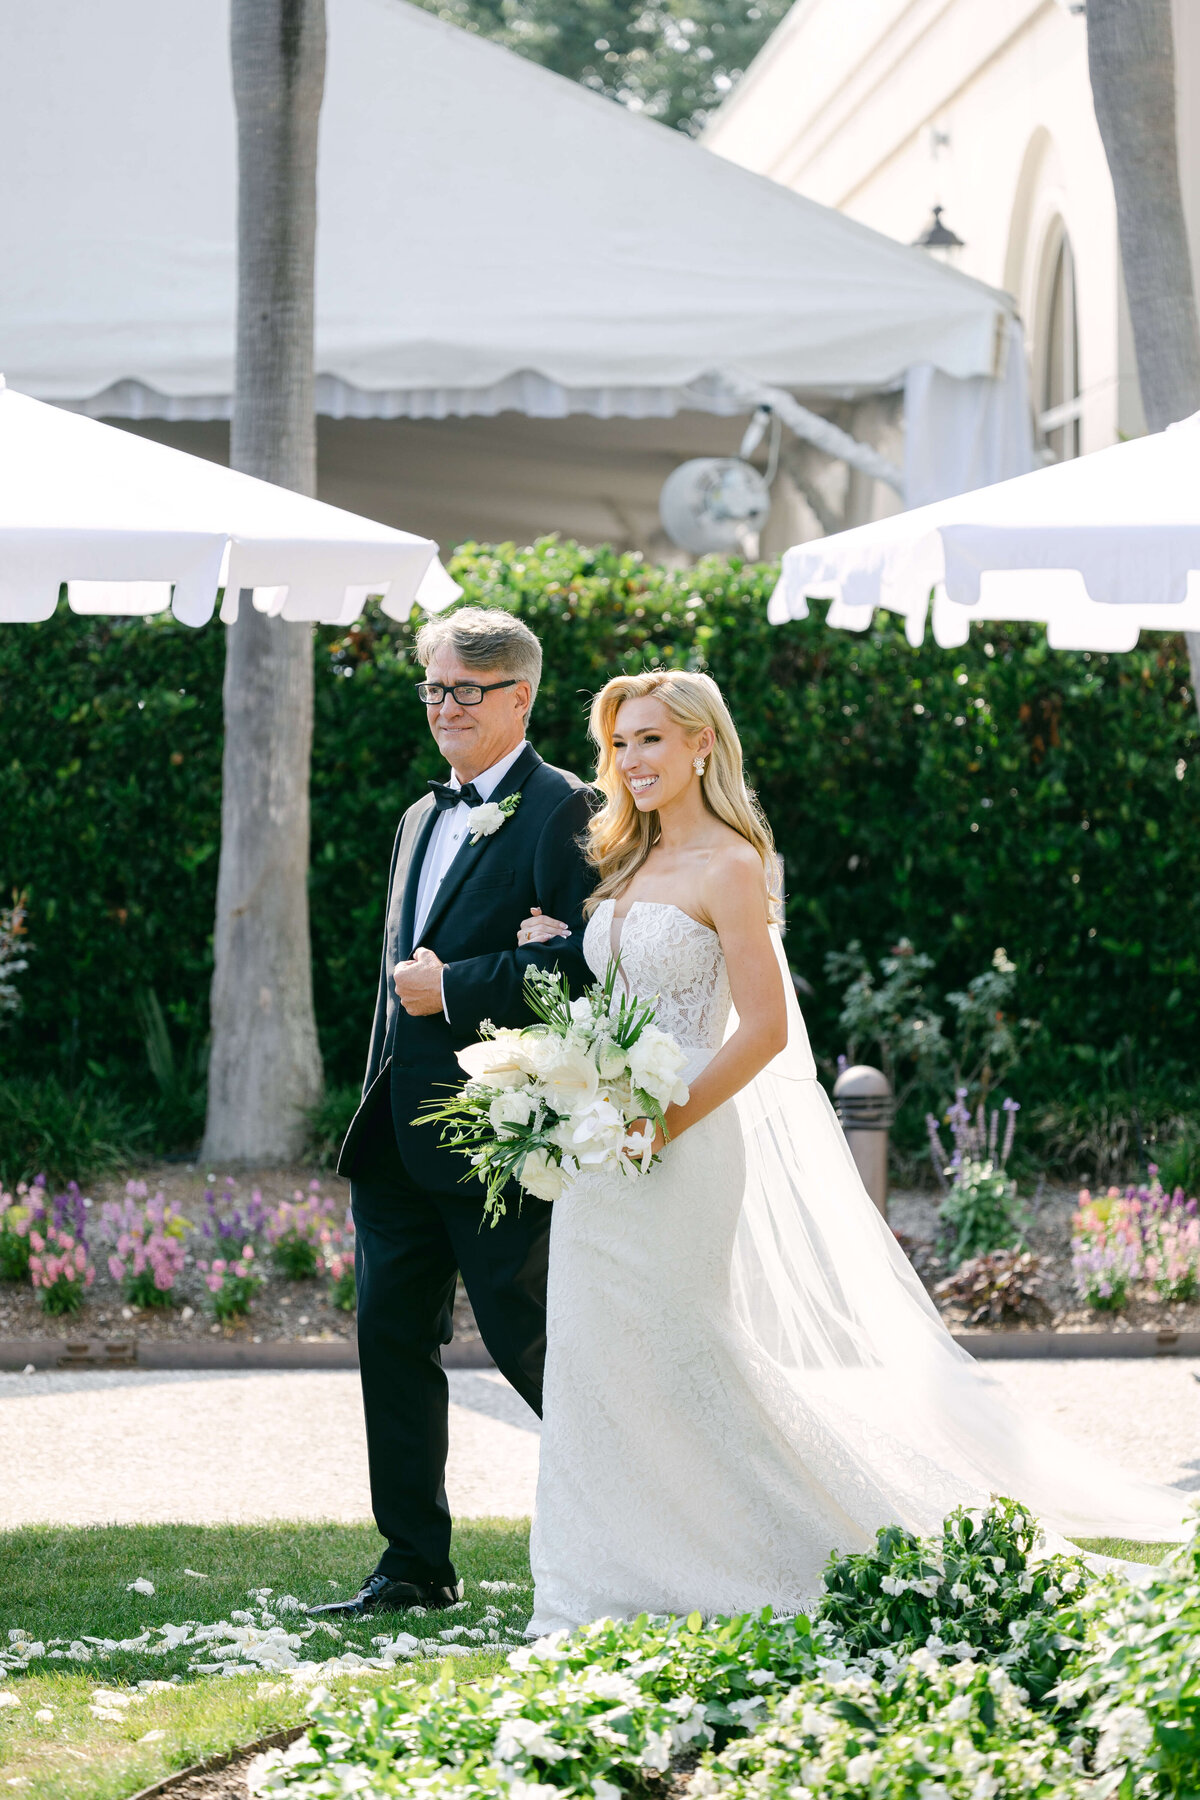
[313,607,594,1619]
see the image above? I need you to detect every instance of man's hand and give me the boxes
[394,947,446,1016]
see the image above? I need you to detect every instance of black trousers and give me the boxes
[349,1086,551,1586]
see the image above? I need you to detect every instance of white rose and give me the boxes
[488,1091,537,1135]
[466,801,506,839]
[595,1037,628,1079]
[534,1043,600,1114]
[569,995,593,1024]
[568,1098,629,1165]
[518,1148,565,1203]
[627,1026,690,1109]
[457,1030,536,1089]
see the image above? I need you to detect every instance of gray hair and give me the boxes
[415,606,542,713]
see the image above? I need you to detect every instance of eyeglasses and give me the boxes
[415,679,519,707]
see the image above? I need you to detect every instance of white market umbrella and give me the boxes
[0,379,458,626]
[769,412,1200,651]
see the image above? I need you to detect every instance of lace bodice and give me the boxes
[584,899,731,1050]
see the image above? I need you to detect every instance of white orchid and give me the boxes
[425,957,688,1221]
[568,1099,629,1167]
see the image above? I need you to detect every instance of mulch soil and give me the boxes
[126,1728,307,1800]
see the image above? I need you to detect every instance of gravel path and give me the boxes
[0,1360,1195,1530]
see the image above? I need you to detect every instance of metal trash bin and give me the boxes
[833,1064,895,1218]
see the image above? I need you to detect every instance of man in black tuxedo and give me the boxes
[311,607,594,1618]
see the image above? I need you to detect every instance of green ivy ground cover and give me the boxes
[244,1499,1198,1800]
[0,541,1196,1173]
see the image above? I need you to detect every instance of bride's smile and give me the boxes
[611,694,714,816]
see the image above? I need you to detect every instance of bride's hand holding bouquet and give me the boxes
[417,959,690,1224]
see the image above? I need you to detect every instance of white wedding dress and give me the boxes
[527,899,1187,1635]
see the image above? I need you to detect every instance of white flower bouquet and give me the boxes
[418,962,691,1223]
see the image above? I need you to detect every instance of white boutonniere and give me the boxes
[466,791,522,844]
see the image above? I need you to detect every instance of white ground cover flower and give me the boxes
[1061,1516,1200,1797]
[693,1656,1076,1800]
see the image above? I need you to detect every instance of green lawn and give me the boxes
[0,1518,530,1799]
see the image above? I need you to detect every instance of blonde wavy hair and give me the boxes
[584,669,781,920]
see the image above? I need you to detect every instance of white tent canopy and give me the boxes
[0,380,454,625]
[0,0,1031,505]
[769,413,1200,652]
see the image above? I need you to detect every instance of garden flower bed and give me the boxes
[3,1159,1200,1356]
[0,1165,482,1358]
[892,1181,1200,1337]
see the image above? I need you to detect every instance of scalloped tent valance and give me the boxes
[0,380,458,625]
[769,413,1200,651]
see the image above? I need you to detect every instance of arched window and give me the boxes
[1037,230,1081,460]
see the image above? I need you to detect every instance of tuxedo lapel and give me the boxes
[414,742,542,950]
[395,797,439,964]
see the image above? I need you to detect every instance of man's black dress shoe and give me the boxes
[306,1573,464,1618]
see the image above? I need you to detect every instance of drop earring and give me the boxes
[693,756,706,777]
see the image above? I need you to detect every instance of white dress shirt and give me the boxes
[410,740,528,1020]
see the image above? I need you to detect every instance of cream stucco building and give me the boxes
[705,0,1200,468]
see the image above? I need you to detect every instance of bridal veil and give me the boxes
[726,935,1189,1543]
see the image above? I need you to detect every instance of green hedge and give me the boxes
[0,538,1196,1155]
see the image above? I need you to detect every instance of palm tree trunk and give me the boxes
[203,0,326,1163]
[1088,0,1200,717]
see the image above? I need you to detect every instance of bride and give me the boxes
[515,668,1186,1636]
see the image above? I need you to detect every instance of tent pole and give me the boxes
[707,370,905,497]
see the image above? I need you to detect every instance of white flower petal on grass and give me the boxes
[183,1569,209,1580]
[139,1729,166,1743]
[126,1578,155,1596]
[33,1709,53,1724]
[0,1693,20,1709]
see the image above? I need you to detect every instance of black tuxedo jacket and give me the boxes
[338,742,596,1191]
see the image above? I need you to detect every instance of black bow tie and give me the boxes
[428,778,484,812]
